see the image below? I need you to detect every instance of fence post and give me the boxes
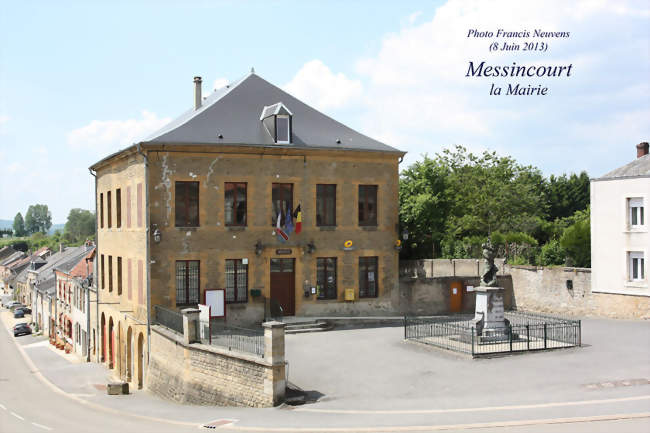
[471,327,475,357]
[263,321,286,406]
[403,316,407,340]
[578,320,581,347]
[509,325,513,352]
[526,325,530,350]
[543,323,547,349]
[181,308,200,344]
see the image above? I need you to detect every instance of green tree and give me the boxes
[13,212,26,237]
[24,204,52,234]
[560,208,590,267]
[544,171,590,221]
[399,156,450,258]
[63,209,96,243]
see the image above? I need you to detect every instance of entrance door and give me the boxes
[270,258,295,316]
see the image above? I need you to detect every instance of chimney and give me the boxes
[637,142,649,158]
[194,76,202,110]
[59,243,63,254]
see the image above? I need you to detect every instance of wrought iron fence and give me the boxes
[153,305,184,335]
[210,323,265,358]
[404,311,580,357]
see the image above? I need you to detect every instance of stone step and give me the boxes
[285,321,332,334]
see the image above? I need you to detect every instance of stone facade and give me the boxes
[147,322,285,407]
[507,264,650,319]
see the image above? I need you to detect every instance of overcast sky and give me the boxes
[1,0,648,222]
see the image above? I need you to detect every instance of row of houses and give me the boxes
[1,243,96,359]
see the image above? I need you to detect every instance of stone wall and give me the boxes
[506,265,650,320]
[146,324,284,407]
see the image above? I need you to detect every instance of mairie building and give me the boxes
[89,71,404,387]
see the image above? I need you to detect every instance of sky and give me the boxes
[1,0,649,223]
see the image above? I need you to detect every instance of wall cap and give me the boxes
[263,321,286,329]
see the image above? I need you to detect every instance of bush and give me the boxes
[538,239,566,266]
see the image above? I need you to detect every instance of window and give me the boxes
[276,115,290,143]
[358,185,378,226]
[108,256,113,292]
[225,259,248,303]
[101,255,105,290]
[175,181,199,227]
[100,193,104,229]
[126,186,132,228]
[629,252,645,281]
[116,188,122,228]
[317,258,337,300]
[117,257,122,296]
[138,260,143,304]
[359,256,378,298]
[260,103,293,144]
[107,191,112,228]
[317,184,336,226]
[127,258,132,300]
[225,183,247,226]
[136,183,143,228]
[176,260,200,305]
[272,183,293,226]
[629,198,645,227]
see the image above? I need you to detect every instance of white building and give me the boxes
[591,142,649,297]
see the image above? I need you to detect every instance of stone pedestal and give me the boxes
[474,286,506,335]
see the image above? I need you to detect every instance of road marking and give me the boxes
[10,411,25,420]
[32,422,53,431]
[222,412,650,432]
[294,394,650,414]
[0,403,6,410]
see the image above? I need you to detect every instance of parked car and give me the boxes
[15,306,31,315]
[13,309,25,318]
[5,300,21,309]
[13,323,31,337]
[9,303,25,311]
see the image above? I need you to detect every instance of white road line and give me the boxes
[295,394,650,414]
[10,411,25,420]
[32,422,53,431]
[0,403,6,410]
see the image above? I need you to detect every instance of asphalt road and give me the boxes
[1,311,649,433]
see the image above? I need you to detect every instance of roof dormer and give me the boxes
[260,102,293,144]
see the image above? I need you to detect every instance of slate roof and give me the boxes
[91,72,403,169]
[1,251,25,266]
[33,246,93,294]
[595,154,650,181]
[0,246,18,261]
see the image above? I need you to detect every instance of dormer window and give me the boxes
[260,102,293,144]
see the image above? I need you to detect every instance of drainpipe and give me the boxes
[136,142,151,367]
[89,167,99,363]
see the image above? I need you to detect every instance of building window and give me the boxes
[272,183,293,226]
[126,186,132,229]
[317,258,337,300]
[117,257,122,296]
[175,181,199,227]
[116,188,122,228]
[176,260,200,305]
[317,184,336,226]
[127,258,132,300]
[629,252,645,281]
[358,185,378,226]
[107,191,112,228]
[629,198,645,227]
[100,193,104,229]
[359,256,378,298]
[108,256,113,292]
[275,115,290,143]
[225,259,248,303]
[136,183,143,228]
[101,255,105,290]
[225,183,247,226]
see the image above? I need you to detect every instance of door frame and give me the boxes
[270,258,296,316]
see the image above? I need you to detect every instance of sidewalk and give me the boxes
[0,307,263,427]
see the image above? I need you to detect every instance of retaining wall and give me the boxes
[146,324,285,407]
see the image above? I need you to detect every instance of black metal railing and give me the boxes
[404,311,580,357]
[153,305,184,335]
[210,323,265,358]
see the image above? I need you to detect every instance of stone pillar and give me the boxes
[474,286,506,334]
[263,321,286,405]
[181,308,200,344]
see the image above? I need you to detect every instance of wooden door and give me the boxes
[450,280,463,313]
[270,258,295,316]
